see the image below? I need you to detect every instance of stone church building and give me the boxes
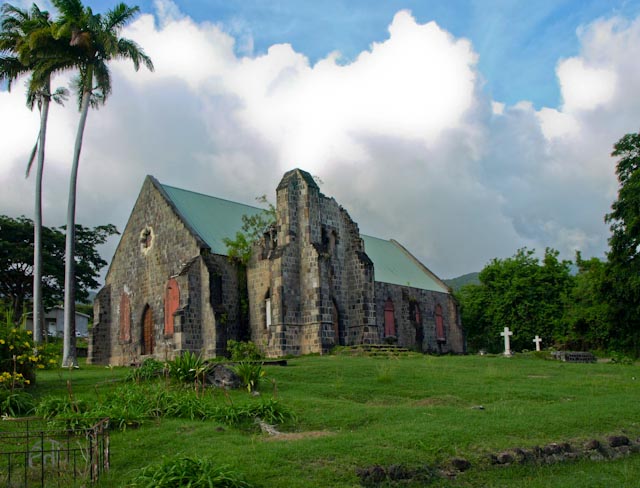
[89,169,464,364]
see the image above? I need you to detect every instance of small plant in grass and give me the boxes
[0,388,35,416]
[129,456,254,487]
[227,340,263,361]
[212,398,295,427]
[232,362,265,392]
[127,358,166,382]
[168,351,206,385]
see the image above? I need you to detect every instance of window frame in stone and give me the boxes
[265,289,272,329]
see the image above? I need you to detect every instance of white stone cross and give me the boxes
[533,335,542,352]
[500,327,513,356]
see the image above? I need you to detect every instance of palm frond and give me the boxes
[25,139,38,178]
[104,3,139,32]
[117,38,154,71]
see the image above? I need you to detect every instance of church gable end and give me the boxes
[90,177,217,365]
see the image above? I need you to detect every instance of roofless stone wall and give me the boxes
[248,169,377,357]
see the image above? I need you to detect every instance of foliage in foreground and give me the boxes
[227,340,264,361]
[0,307,59,387]
[232,361,266,392]
[129,456,253,488]
[35,382,294,430]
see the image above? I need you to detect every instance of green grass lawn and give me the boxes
[31,354,640,487]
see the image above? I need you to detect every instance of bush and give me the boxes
[168,352,206,384]
[130,456,254,487]
[232,362,265,392]
[0,308,59,386]
[227,340,263,361]
[610,352,634,365]
[127,358,166,382]
[0,389,35,416]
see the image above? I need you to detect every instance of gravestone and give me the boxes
[500,327,513,356]
[533,335,542,352]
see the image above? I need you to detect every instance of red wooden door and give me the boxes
[142,306,154,355]
[384,299,395,337]
[164,279,180,336]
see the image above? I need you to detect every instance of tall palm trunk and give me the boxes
[33,79,51,345]
[62,85,91,368]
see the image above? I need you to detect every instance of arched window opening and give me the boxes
[141,305,154,355]
[164,279,180,337]
[384,298,396,337]
[435,304,445,342]
[119,293,131,342]
[265,289,272,329]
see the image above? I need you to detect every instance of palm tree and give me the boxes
[52,0,153,367]
[0,3,71,344]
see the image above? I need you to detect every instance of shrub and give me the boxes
[227,340,263,361]
[0,389,35,416]
[610,352,634,365]
[232,362,265,392]
[0,307,59,386]
[127,358,166,382]
[168,352,206,384]
[129,456,254,487]
[212,398,295,427]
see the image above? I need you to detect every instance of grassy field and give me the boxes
[28,353,640,487]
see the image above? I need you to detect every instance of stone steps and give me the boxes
[339,344,412,357]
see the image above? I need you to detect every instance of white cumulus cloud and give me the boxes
[2,5,640,280]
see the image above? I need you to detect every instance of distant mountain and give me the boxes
[444,272,480,291]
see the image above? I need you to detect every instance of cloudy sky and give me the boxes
[2,0,640,280]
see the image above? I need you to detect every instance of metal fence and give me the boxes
[0,417,110,487]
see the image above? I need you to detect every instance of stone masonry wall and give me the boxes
[248,169,376,357]
[89,177,216,365]
[374,282,465,353]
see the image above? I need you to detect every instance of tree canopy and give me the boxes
[603,131,640,356]
[458,248,574,353]
[0,215,118,324]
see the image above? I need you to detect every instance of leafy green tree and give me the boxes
[51,0,153,366]
[604,131,640,356]
[458,248,574,353]
[0,215,118,327]
[560,252,612,351]
[223,196,277,264]
[0,3,72,343]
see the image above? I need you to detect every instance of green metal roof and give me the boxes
[161,184,265,254]
[160,182,448,293]
[361,235,449,293]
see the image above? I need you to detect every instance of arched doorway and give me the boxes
[141,305,154,355]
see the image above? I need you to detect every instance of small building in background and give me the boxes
[25,306,90,338]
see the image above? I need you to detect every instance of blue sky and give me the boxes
[2,0,640,278]
[122,0,640,108]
